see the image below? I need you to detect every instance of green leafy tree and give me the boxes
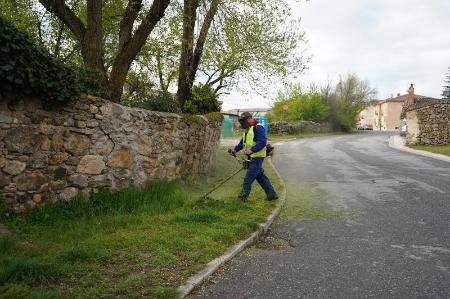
[176,0,221,109]
[268,84,329,123]
[35,0,171,102]
[0,0,81,63]
[183,84,221,114]
[324,74,376,132]
[201,1,307,95]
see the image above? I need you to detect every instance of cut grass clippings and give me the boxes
[0,147,281,298]
[409,144,450,157]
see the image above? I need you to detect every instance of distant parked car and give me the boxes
[357,123,373,130]
[399,119,407,136]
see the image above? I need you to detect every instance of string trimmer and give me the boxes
[200,150,250,199]
[200,145,275,199]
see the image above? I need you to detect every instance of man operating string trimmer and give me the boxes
[229,112,278,202]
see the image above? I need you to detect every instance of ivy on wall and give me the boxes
[0,18,80,102]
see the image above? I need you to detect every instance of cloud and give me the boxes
[293,0,450,99]
[222,0,450,110]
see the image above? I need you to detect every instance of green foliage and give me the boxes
[0,283,62,299]
[183,84,221,114]
[0,258,62,285]
[268,84,329,122]
[201,1,307,94]
[0,235,14,252]
[122,89,181,113]
[0,18,80,102]
[204,112,224,124]
[323,74,376,132]
[0,148,282,297]
[59,246,110,264]
[152,286,178,299]
[72,67,108,98]
[4,181,185,226]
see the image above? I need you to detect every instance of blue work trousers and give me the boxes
[240,157,277,200]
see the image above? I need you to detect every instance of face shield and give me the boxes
[238,112,252,129]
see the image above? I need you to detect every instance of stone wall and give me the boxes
[405,101,450,145]
[269,121,332,135]
[0,96,222,212]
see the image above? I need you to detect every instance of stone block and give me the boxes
[54,167,68,179]
[14,171,47,191]
[133,134,152,156]
[89,175,111,187]
[4,127,39,154]
[28,152,48,169]
[49,152,69,165]
[91,137,114,155]
[68,174,88,188]
[76,121,87,128]
[0,157,6,168]
[64,133,91,156]
[0,171,9,187]
[107,150,133,169]
[32,194,42,203]
[77,155,105,175]
[89,105,99,114]
[58,187,79,201]
[3,160,26,175]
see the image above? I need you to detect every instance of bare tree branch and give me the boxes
[38,0,86,42]
[118,0,143,53]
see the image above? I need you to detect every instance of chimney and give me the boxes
[407,84,414,104]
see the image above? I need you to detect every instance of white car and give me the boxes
[399,119,407,136]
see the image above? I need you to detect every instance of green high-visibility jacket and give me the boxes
[242,125,266,158]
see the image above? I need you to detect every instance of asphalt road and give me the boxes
[193,132,450,299]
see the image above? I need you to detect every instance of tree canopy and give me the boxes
[1,0,307,110]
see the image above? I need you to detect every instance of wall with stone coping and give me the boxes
[269,120,332,135]
[405,101,450,145]
[0,96,222,212]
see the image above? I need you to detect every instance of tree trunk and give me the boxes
[81,0,104,72]
[176,0,198,108]
[108,0,171,102]
[40,0,171,103]
[177,0,220,110]
[188,0,220,83]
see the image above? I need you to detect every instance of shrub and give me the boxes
[268,85,329,122]
[72,66,108,99]
[183,84,221,114]
[0,18,80,102]
[122,90,181,113]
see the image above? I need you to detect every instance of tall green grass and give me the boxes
[3,181,186,226]
[0,149,282,298]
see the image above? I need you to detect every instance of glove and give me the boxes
[228,148,236,157]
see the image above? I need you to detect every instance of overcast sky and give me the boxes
[221,0,450,111]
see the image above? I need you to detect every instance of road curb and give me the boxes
[388,135,450,163]
[177,157,287,299]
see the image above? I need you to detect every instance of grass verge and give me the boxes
[409,145,450,157]
[0,148,281,298]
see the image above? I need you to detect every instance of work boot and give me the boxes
[267,194,279,201]
[238,189,249,203]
